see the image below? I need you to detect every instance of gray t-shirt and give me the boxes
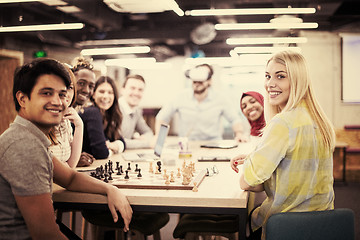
[0,115,53,240]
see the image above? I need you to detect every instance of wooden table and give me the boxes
[334,141,349,183]
[52,139,256,239]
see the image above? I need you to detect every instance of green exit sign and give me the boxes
[33,50,47,58]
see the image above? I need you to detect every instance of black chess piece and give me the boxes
[104,173,109,183]
[108,171,113,180]
[137,169,142,178]
[127,162,131,171]
[99,165,104,178]
[157,161,162,173]
[124,170,129,179]
[135,164,139,172]
[117,165,122,175]
[116,162,120,171]
[120,165,123,174]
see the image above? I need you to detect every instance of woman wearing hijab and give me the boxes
[240,91,266,137]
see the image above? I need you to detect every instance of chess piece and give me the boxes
[137,169,142,178]
[108,171,113,180]
[127,162,131,171]
[149,162,154,173]
[135,164,139,172]
[170,171,175,182]
[192,182,198,192]
[124,170,129,180]
[99,165,104,178]
[177,168,181,178]
[157,161,162,173]
[116,161,120,171]
[117,165,122,175]
[104,173,109,183]
[165,175,170,185]
[163,169,167,179]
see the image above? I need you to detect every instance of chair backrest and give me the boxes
[266,208,355,240]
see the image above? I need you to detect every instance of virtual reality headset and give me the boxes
[185,64,213,82]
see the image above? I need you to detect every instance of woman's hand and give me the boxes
[106,141,118,153]
[106,186,133,232]
[230,154,247,173]
[76,152,95,167]
[64,107,83,128]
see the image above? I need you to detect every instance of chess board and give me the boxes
[88,161,207,190]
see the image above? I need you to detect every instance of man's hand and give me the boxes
[106,186,133,232]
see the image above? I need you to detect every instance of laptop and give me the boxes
[121,124,169,161]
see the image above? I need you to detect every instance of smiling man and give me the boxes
[156,64,249,141]
[0,58,132,240]
[119,74,154,149]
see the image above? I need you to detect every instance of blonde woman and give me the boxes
[231,51,335,240]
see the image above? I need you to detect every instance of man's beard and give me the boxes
[194,85,208,95]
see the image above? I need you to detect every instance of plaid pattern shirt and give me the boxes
[49,119,73,163]
[243,101,334,239]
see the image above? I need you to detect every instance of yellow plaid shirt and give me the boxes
[243,101,334,239]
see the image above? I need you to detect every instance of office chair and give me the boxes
[266,208,355,240]
[82,210,169,240]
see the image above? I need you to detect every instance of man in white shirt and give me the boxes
[156,64,249,141]
[119,74,154,149]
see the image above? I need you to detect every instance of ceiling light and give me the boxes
[125,62,173,69]
[185,8,316,16]
[103,0,183,15]
[76,39,152,47]
[81,46,151,56]
[0,23,84,32]
[226,37,308,45]
[233,46,301,54]
[40,0,67,5]
[215,22,318,30]
[105,57,157,68]
[0,0,43,3]
[56,5,82,13]
[185,56,271,67]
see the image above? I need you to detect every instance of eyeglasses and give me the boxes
[206,165,219,177]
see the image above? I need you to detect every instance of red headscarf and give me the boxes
[241,91,266,136]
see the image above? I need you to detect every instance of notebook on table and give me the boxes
[121,124,169,161]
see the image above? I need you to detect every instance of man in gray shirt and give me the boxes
[119,74,154,149]
[0,58,132,240]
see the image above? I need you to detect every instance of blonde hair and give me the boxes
[264,50,335,151]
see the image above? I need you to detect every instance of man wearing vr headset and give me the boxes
[155,64,249,141]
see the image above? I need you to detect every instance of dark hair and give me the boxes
[71,57,93,74]
[185,63,214,80]
[13,58,71,111]
[92,76,123,141]
[123,74,145,87]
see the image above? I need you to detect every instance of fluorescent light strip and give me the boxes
[215,22,318,30]
[81,46,151,56]
[0,0,43,3]
[76,39,152,47]
[105,58,156,66]
[0,23,84,32]
[186,8,316,16]
[185,55,271,66]
[166,0,184,16]
[226,37,307,45]
[233,46,301,54]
